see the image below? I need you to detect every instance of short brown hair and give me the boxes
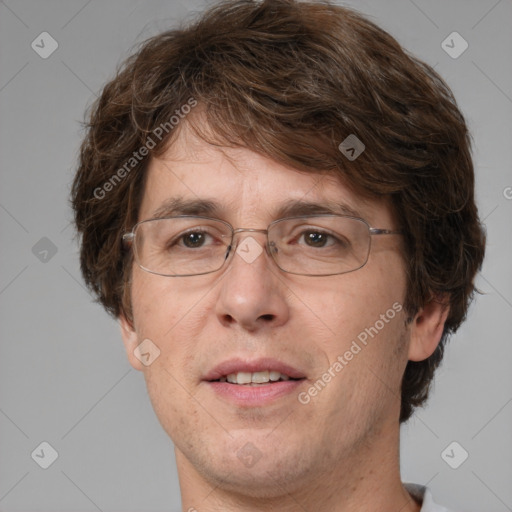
[71,0,486,423]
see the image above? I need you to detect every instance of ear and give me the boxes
[119,312,144,371]
[408,294,450,362]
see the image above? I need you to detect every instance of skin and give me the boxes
[120,120,449,512]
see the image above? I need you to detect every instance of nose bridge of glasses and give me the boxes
[233,228,268,235]
[232,228,269,235]
[231,227,269,243]
[228,228,272,257]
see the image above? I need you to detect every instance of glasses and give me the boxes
[122,215,403,277]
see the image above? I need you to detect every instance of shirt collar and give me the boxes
[403,483,454,512]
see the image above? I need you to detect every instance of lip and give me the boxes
[202,357,307,382]
[203,357,307,407]
[207,379,304,406]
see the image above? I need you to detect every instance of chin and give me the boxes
[206,461,309,498]
[184,432,319,498]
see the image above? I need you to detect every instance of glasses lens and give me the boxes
[134,217,232,276]
[268,216,370,275]
[131,215,371,277]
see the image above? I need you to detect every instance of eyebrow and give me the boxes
[149,197,365,221]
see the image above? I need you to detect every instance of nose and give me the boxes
[214,231,290,332]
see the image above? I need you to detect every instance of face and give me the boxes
[120,121,421,497]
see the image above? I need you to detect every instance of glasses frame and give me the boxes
[122,214,403,277]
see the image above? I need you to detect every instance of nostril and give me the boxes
[259,314,275,322]
[222,314,235,324]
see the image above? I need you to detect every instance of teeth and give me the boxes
[224,370,292,385]
[252,370,269,383]
[269,370,281,381]
[237,371,252,385]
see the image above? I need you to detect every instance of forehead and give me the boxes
[139,121,395,227]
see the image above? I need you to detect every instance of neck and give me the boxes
[176,420,421,512]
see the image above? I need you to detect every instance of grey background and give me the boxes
[0,0,511,510]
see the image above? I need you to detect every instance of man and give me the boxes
[71,1,486,510]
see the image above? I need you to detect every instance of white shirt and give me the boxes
[405,483,455,512]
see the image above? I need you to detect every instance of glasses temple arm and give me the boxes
[369,228,404,235]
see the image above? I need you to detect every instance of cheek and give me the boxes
[298,260,409,425]
[301,268,406,354]
[307,314,408,446]
[131,268,213,342]
[142,365,203,449]
[129,269,218,432]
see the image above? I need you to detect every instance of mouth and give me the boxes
[216,370,300,385]
[203,358,307,406]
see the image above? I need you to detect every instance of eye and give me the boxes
[180,231,209,248]
[166,229,218,250]
[277,221,352,253]
[297,229,346,249]
[301,230,332,248]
